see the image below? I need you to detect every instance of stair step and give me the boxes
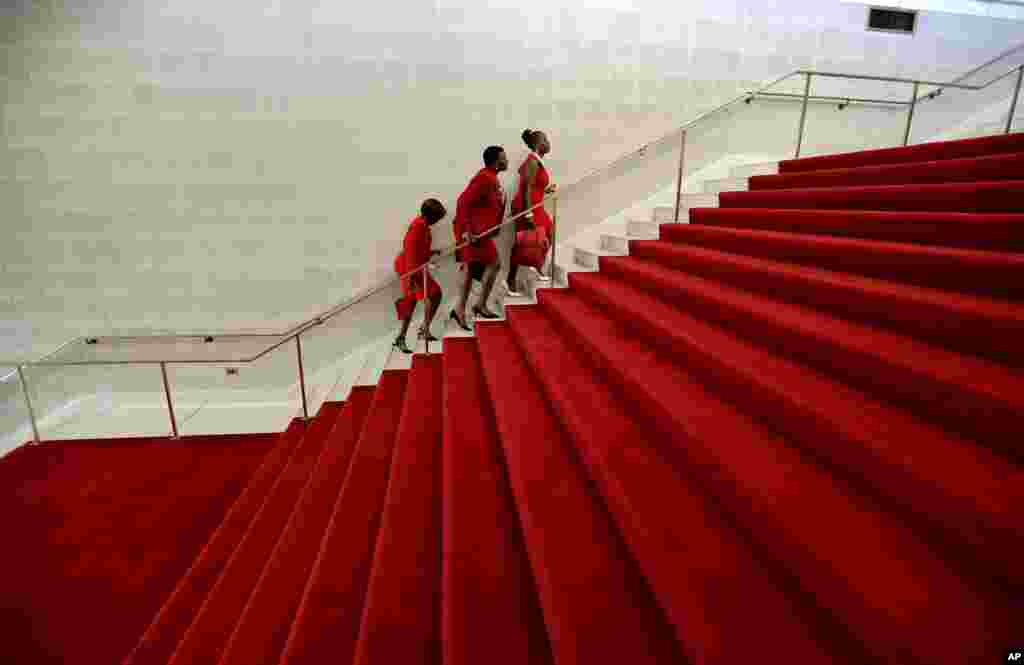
[659,223,1024,300]
[279,371,408,665]
[354,356,442,664]
[123,419,307,665]
[504,304,840,664]
[753,151,1024,191]
[720,180,1024,213]
[599,233,631,253]
[573,245,625,269]
[729,161,778,178]
[626,219,661,237]
[593,254,1024,460]
[566,270,1024,590]
[475,321,686,664]
[167,404,344,665]
[441,338,553,665]
[653,196,716,221]
[4,434,282,665]
[536,287,1014,664]
[217,392,374,665]
[688,207,1024,253]
[627,239,1024,365]
[779,132,1024,173]
[700,176,749,194]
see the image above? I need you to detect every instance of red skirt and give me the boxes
[401,271,441,301]
[514,205,553,235]
[460,236,498,265]
[394,255,441,320]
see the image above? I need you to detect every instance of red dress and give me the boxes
[394,215,440,319]
[512,153,552,235]
[454,167,504,266]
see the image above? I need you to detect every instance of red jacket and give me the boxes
[398,215,432,274]
[454,167,504,265]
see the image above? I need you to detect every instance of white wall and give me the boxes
[2,0,1022,365]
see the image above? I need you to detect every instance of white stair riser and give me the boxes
[701,178,748,194]
[627,220,662,238]
[574,247,601,269]
[601,234,630,253]
[652,197,716,222]
[729,162,779,178]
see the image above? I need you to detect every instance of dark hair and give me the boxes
[420,198,446,222]
[483,145,504,167]
[522,129,537,149]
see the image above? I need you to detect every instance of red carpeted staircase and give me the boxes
[3,132,1022,664]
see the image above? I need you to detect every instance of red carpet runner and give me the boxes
[2,132,1021,664]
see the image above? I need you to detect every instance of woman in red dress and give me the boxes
[451,145,508,329]
[506,129,555,296]
[393,198,446,353]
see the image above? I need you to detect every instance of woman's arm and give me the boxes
[404,222,430,270]
[522,158,539,228]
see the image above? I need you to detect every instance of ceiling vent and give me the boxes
[867,7,917,34]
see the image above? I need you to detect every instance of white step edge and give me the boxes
[573,245,626,270]
[652,196,717,222]
[600,233,632,253]
[627,220,662,237]
[700,177,749,194]
[729,161,779,178]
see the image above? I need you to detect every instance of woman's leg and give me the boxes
[394,300,416,353]
[506,259,520,292]
[476,259,501,317]
[455,265,472,320]
[423,290,441,335]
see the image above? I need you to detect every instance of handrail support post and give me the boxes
[674,130,687,222]
[904,81,920,146]
[1006,64,1023,134]
[795,72,812,157]
[295,334,309,420]
[16,366,41,444]
[423,266,430,355]
[160,362,179,438]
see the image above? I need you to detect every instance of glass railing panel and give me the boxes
[912,59,1024,144]
[298,279,409,413]
[680,90,806,175]
[0,367,32,454]
[36,330,290,366]
[554,122,684,242]
[169,338,300,436]
[795,76,910,156]
[20,362,171,440]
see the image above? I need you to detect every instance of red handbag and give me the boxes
[512,228,550,269]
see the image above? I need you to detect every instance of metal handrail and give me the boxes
[5,55,1024,373]
[799,70,981,89]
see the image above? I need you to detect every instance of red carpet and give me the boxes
[279,370,408,665]
[754,151,1024,190]
[690,207,1024,252]
[777,131,1024,172]
[2,132,1021,664]
[720,180,1024,213]
[1,433,278,665]
[440,338,553,665]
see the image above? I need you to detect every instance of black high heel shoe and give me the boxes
[418,327,439,342]
[393,336,413,354]
[473,305,499,320]
[449,310,471,331]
